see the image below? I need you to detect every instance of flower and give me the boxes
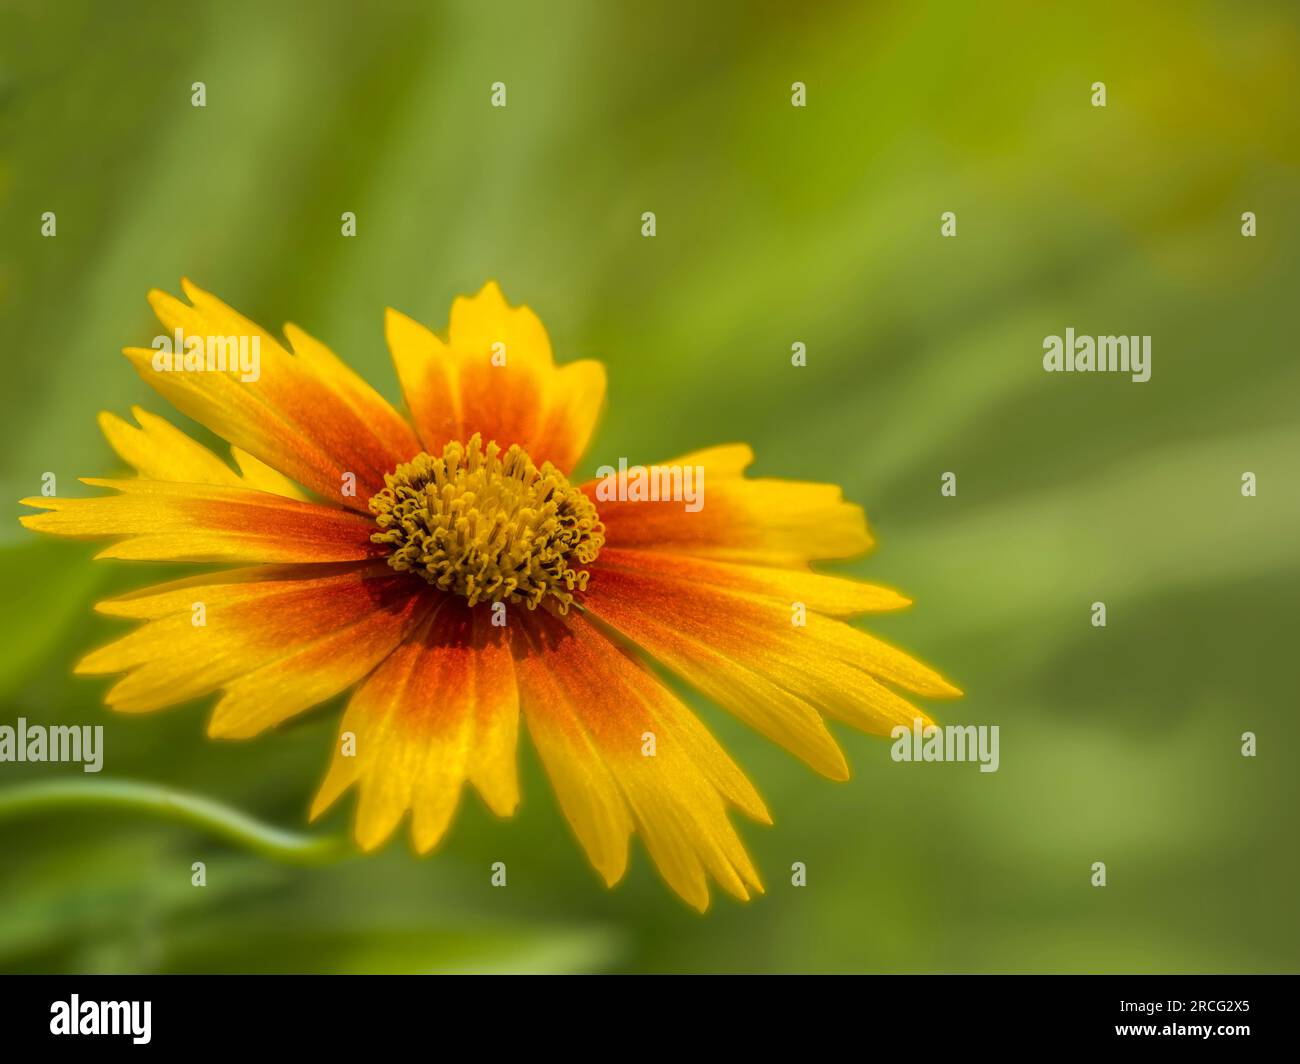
[19,279,961,911]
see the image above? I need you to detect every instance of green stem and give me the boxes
[0,778,349,865]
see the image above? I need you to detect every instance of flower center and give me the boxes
[369,433,604,613]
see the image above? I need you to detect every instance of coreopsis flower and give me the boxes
[19,280,960,910]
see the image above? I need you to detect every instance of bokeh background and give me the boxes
[1,0,1298,973]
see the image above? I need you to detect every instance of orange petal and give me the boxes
[310,595,520,852]
[511,606,766,911]
[19,479,383,564]
[597,547,912,617]
[208,581,433,739]
[584,444,873,567]
[124,279,420,511]
[77,563,430,725]
[387,282,605,476]
[581,561,961,778]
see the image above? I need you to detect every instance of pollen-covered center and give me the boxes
[369,433,604,613]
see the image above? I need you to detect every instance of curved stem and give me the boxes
[0,778,350,865]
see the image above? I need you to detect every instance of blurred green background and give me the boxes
[1,0,1298,973]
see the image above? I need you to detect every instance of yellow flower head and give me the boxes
[19,279,961,911]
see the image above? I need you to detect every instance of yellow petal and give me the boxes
[511,607,765,910]
[127,280,419,511]
[20,479,381,564]
[585,443,874,568]
[310,596,520,851]
[77,563,422,716]
[387,282,605,476]
[98,407,241,487]
[98,406,308,501]
[207,585,433,739]
[230,448,307,499]
[584,561,960,776]
[597,547,911,617]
